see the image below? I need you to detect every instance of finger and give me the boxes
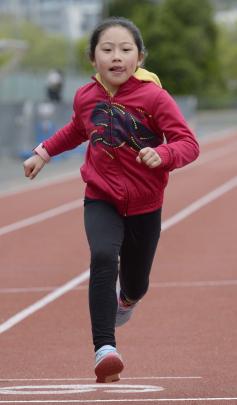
[24,166,33,177]
[144,155,161,168]
[136,155,142,164]
[141,152,154,163]
[148,160,161,168]
[29,166,40,180]
[23,160,32,175]
[143,156,156,167]
[138,147,151,159]
[29,172,36,180]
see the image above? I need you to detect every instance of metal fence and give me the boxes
[0,72,197,159]
[0,72,89,103]
[0,100,85,159]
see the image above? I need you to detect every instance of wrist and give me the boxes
[34,143,51,162]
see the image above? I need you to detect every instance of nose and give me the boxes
[112,49,122,61]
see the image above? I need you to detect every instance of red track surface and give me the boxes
[0,131,237,404]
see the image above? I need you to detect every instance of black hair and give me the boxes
[89,16,146,61]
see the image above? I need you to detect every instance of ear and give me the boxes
[91,60,96,69]
[137,52,145,68]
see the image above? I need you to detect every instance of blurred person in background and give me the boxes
[46,68,64,102]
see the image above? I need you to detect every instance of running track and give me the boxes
[0,129,236,404]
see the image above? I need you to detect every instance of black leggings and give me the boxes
[84,199,162,351]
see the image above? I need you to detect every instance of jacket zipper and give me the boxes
[107,93,129,216]
[94,78,130,216]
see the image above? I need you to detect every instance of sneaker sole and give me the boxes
[95,353,124,383]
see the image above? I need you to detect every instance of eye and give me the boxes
[123,48,132,52]
[102,48,111,52]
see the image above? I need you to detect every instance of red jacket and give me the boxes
[39,70,199,216]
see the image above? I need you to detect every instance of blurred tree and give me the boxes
[0,16,68,72]
[74,36,93,74]
[0,51,12,68]
[218,23,237,94]
[0,16,14,37]
[151,0,223,94]
[0,16,16,69]
[106,0,223,95]
[105,0,152,19]
[19,23,68,72]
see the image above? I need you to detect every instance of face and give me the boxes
[92,26,144,94]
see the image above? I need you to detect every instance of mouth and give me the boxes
[109,66,125,72]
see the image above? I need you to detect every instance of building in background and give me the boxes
[0,0,103,39]
[215,8,237,26]
[1,0,237,38]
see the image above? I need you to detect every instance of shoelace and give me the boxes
[95,345,117,364]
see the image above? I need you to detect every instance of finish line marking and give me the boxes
[0,382,236,402]
[0,397,237,403]
[0,176,236,334]
[0,377,202,382]
[0,383,165,395]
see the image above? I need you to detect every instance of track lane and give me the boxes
[0,178,85,228]
[0,131,236,402]
[0,130,236,226]
[0,174,236,334]
[0,131,236,330]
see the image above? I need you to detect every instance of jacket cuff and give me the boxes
[155,145,172,168]
[34,143,51,162]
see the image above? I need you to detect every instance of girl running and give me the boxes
[23,17,200,383]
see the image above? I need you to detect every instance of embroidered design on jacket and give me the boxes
[90,102,162,151]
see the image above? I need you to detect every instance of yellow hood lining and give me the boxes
[95,67,162,95]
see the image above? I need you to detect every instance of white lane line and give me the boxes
[1,176,237,238]
[0,286,88,294]
[0,271,89,334]
[1,279,237,295]
[0,199,84,237]
[162,175,237,231]
[0,129,236,200]
[180,140,237,170]
[0,397,237,403]
[0,383,165,395]
[199,127,237,145]
[0,175,236,335]
[0,377,202,382]
[150,279,237,288]
[0,170,82,199]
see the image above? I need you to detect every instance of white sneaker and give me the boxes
[115,294,137,327]
[95,345,124,383]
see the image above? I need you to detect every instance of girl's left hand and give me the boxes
[136,147,162,168]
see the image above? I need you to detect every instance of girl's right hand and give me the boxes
[23,154,46,180]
